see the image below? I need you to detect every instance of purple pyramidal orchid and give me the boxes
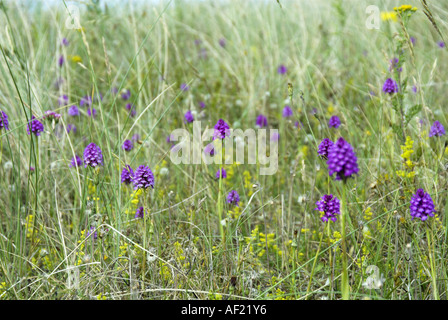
[68,105,80,116]
[213,119,230,139]
[315,194,341,222]
[0,110,9,131]
[383,78,398,94]
[133,165,154,190]
[410,189,436,221]
[429,121,445,137]
[121,165,134,185]
[277,64,287,75]
[282,105,293,118]
[69,155,83,168]
[185,110,194,123]
[227,190,240,206]
[135,206,146,219]
[216,168,227,179]
[329,115,341,128]
[318,138,333,159]
[83,143,103,168]
[122,140,134,152]
[256,114,268,128]
[27,116,44,136]
[327,137,359,181]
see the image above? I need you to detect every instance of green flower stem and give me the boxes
[35,138,39,174]
[217,171,225,244]
[340,184,350,300]
[142,189,149,284]
[305,224,325,299]
[327,220,334,299]
[426,223,439,300]
[0,137,3,165]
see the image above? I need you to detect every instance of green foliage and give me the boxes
[0,0,447,301]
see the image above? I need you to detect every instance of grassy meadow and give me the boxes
[1,0,448,300]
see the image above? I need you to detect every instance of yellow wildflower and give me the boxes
[381,11,398,22]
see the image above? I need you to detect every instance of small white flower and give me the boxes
[51,161,59,170]
[160,168,169,176]
[362,265,385,289]
[147,247,157,263]
[3,161,13,170]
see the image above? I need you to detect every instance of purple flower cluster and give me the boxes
[277,64,287,75]
[86,227,98,240]
[67,124,76,134]
[213,119,230,139]
[389,57,402,73]
[219,38,226,48]
[121,89,131,100]
[58,55,64,67]
[383,78,398,94]
[227,190,240,206]
[0,110,9,131]
[185,110,194,123]
[204,144,215,156]
[318,138,333,159]
[121,165,134,185]
[410,189,436,221]
[58,95,69,106]
[69,155,83,168]
[44,110,62,121]
[125,103,136,117]
[315,194,340,222]
[327,137,359,181]
[328,115,341,128]
[122,139,134,152]
[133,165,154,190]
[27,116,45,136]
[68,105,80,116]
[80,95,93,107]
[282,105,293,118]
[429,121,445,137]
[135,206,145,219]
[216,168,227,179]
[83,143,103,168]
[87,107,97,118]
[256,114,268,128]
